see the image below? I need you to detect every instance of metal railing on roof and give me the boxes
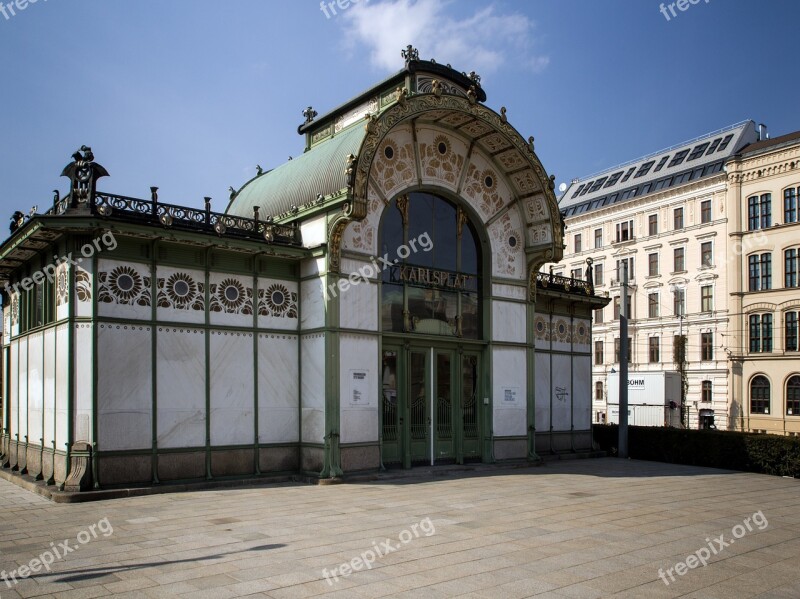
[536,271,594,296]
[44,191,301,245]
[573,120,752,184]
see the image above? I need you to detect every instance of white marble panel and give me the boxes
[300,214,327,248]
[98,324,152,450]
[492,347,526,436]
[157,328,206,448]
[55,325,68,449]
[74,325,93,443]
[340,278,378,332]
[340,335,379,444]
[534,352,550,434]
[97,259,152,321]
[300,278,326,330]
[209,272,253,328]
[27,332,44,448]
[258,333,299,443]
[43,328,56,447]
[256,278,299,331]
[342,186,384,256]
[301,334,325,443]
[300,257,326,278]
[533,313,550,351]
[551,316,573,353]
[573,318,591,351]
[341,257,379,281]
[573,355,591,431]
[155,266,206,325]
[492,283,527,301]
[210,331,254,446]
[551,354,572,432]
[492,301,527,344]
[75,263,93,319]
[9,342,18,439]
[18,337,27,441]
[488,206,525,280]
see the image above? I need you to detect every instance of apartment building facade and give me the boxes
[556,121,760,430]
[727,131,800,435]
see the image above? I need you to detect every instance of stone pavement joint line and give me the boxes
[0,458,799,598]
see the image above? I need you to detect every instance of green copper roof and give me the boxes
[227,123,366,219]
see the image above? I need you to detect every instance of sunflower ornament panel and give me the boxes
[256,279,299,331]
[208,273,254,328]
[97,260,153,321]
[156,266,206,324]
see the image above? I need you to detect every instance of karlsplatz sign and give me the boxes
[388,265,476,291]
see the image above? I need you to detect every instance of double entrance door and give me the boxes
[381,344,482,467]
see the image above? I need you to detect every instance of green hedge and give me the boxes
[593,425,800,478]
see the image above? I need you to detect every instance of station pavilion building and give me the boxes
[0,49,608,491]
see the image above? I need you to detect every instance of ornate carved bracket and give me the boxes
[63,442,93,492]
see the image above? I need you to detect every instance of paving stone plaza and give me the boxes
[1,458,799,598]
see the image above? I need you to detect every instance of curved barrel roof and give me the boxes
[226,123,366,219]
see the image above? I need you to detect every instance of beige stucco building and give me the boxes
[727,131,800,435]
[557,122,760,430]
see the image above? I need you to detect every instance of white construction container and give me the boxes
[607,371,682,427]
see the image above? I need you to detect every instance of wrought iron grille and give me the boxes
[44,191,300,246]
[536,271,594,296]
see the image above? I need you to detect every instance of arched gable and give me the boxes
[333,92,562,297]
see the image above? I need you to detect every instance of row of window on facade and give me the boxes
[748,249,800,291]
[593,379,715,404]
[572,187,800,264]
[747,188,800,231]
[749,375,800,415]
[573,202,712,255]
[579,241,800,289]
[748,311,800,353]
[575,241,719,284]
[593,332,715,366]
[594,284,711,324]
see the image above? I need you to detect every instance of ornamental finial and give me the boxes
[401,45,419,65]
[303,106,318,123]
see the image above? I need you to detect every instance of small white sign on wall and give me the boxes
[498,386,521,408]
[348,369,370,409]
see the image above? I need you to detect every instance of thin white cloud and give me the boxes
[341,0,549,77]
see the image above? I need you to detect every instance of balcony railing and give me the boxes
[44,191,301,246]
[536,272,594,296]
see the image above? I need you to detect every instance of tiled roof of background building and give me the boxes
[559,120,759,217]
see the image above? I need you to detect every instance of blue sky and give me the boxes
[0,0,797,220]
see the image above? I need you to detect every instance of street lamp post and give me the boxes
[671,284,688,429]
[619,261,629,458]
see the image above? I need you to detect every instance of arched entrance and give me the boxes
[379,192,486,467]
